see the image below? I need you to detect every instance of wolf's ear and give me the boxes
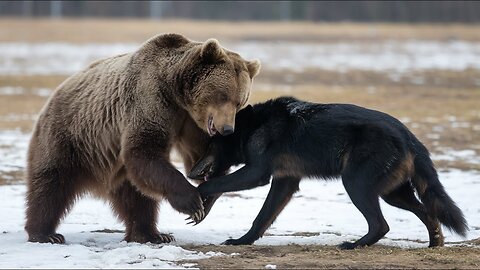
[246,59,261,78]
[201,39,226,63]
[237,104,254,119]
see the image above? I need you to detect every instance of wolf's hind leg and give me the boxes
[382,182,444,247]
[223,176,300,245]
[339,172,389,250]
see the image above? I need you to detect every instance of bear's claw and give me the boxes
[185,208,205,225]
[154,233,175,243]
[48,233,65,244]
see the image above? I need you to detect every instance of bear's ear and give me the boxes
[201,38,226,63]
[246,59,261,78]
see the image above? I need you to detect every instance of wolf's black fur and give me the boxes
[188,97,468,249]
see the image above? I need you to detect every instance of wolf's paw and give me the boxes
[428,234,445,248]
[222,238,253,245]
[338,241,358,250]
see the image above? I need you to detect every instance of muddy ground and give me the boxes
[183,241,480,269]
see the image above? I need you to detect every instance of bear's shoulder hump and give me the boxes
[145,33,191,50]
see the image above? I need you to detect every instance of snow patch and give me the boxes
[0,42,138,76]
[0,130,30,173]
[230,40,480,73]
[1,40,480,76]
[432,149,479,163]
[0,87,53,97]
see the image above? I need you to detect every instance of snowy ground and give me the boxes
[1,40,480,76]
[0,130,30,174]
[0,130,479,268]
[0,169,479,268]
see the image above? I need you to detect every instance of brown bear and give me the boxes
[25,33,260,244]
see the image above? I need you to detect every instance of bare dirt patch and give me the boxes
[181,243,480,269]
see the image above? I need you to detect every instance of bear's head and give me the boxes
[184,38,260,136]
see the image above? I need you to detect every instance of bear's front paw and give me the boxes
[126,232,175,244]
[185,194,220,225]
[169,187,204,220]
[185,208,205,225]
[28,233,65,244]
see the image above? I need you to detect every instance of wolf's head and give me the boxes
[188,105,254,180]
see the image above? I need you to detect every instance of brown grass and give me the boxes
[0,75,65,90]
[1,18,480,43]
[0,94,46,131]
[258,68,480,90]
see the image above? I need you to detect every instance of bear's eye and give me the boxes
[234,66,241,75]
[219,93,228,103]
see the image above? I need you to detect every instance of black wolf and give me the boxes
[188,97,467,249]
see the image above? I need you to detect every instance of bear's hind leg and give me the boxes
[25,168,79,244]
[109,180,174,244]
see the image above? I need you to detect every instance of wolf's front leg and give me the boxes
[198,165,271,197]
[223,176,301,245]
[188,165,270,225]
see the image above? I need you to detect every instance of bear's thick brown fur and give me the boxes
[25,33,260,244]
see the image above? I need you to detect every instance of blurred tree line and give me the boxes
[1,1,480,22]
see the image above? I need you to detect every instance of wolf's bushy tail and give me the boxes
[411,149,468,237]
